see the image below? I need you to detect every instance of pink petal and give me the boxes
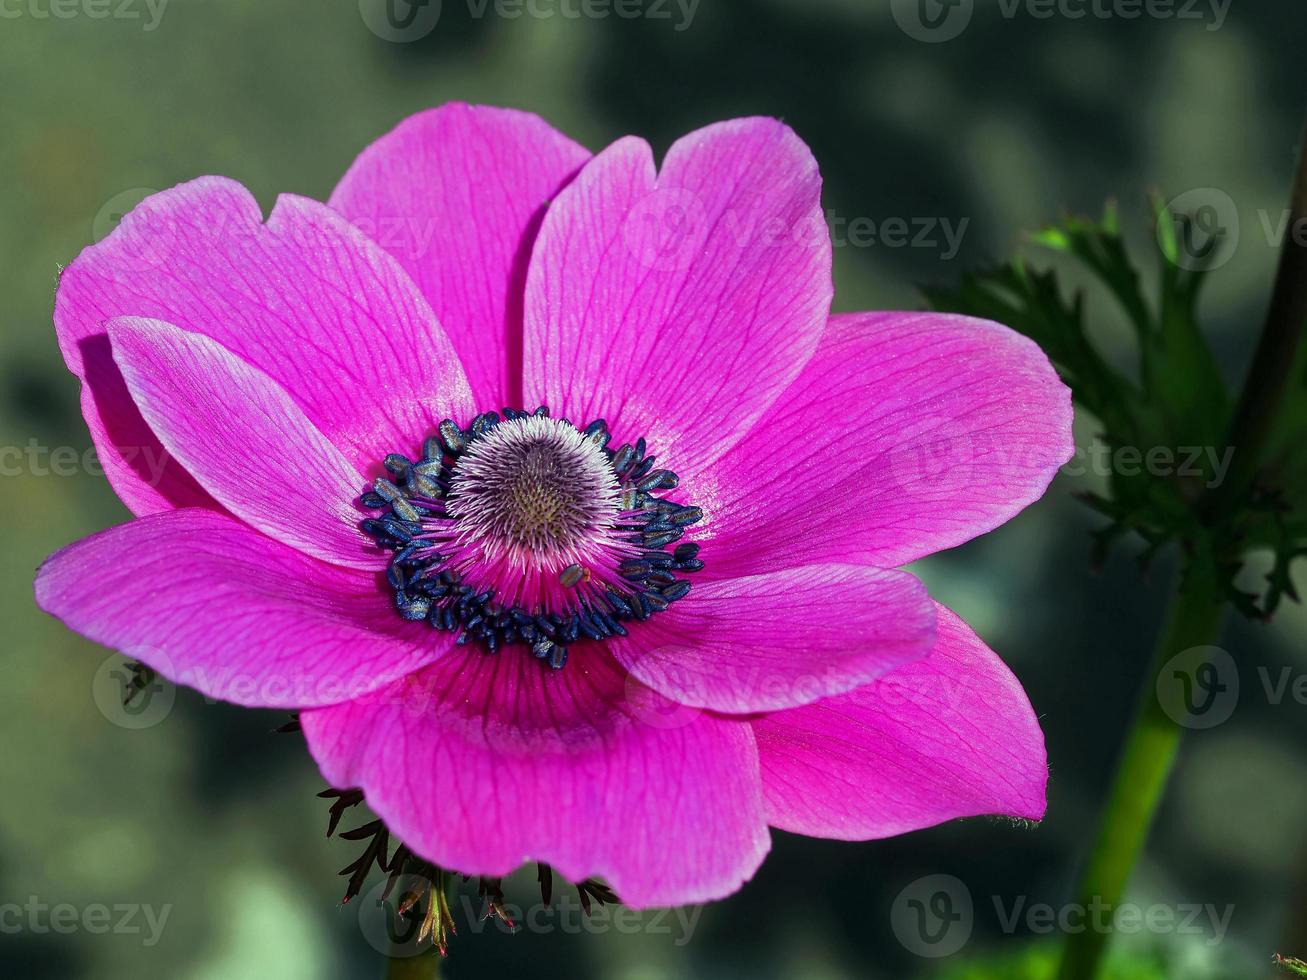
[35,509,444,708]
[608,564,935,714]
[330,103,590,409]
[301,649,769,908]
[700,312,1074,578]
[108,318,378,569]
[753,603,1047,839]
[522,118,832,480]
[54,178,474,515]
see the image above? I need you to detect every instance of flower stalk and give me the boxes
[1054,554,1224,980]
[1059,123,1307,980]
[383,953,438,980]
[1204,120,1307,521]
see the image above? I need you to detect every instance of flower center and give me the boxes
[448,415,620,562]
[359,408,703,669]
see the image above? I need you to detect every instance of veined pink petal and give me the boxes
[330,103,590,409]
[108,318,378,570]
[301,649,769,908]
[54,178,474,515]
[523,118,832,481]
[699,312,1074,577]
[35,510,446,708]
[753,603,1048,839]
[608,564,936,714]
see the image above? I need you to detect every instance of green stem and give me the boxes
[1204,122,1307,520]
[382,953,438,980]
[1055,560,1225,980]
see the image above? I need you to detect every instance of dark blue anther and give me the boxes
[643,592,670,612]
[643,529,682,548]
[620,559,652,580]
[612,444,636,474]
[438,419,465,453]
[397,593,432,620]
[406,470,442,498]
[577,613,603,641]
[605,590,633,616]
[379,518,415,542]
[391,498,421,523]
[632,592,652,621]
[470,411,499,438]
[661,580,692,602]
[561,617,581,643]
[637,469,677,492]
[384,454,412,476]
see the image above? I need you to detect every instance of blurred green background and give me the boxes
[3,1,1307,977]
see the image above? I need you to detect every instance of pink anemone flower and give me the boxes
[36,104,1073,908]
